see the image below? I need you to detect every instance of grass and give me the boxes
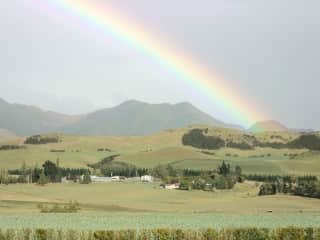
[0,126,318,175]
[0,182,320,229]
[1,182,320,214]
[0,212,319,230]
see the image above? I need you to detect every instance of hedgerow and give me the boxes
[0,227,319,240]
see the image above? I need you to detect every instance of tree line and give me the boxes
[24,135,60,144]
[1,160,90,184]
[182,128,320,150]
[258,175,320,199]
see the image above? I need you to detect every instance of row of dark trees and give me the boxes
[258,175,320,199]
[6,160,90,183]
[0,145,26,151]
[182,128,320,150]
[24,135,60,145]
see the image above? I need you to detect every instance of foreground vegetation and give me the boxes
[0,227,320,240]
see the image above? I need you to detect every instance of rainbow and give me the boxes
[47,0,268,127]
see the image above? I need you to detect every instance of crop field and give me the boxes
[0,213,319,230]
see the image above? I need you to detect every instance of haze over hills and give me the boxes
[0,98,80,136]
[60,100,242,136]
[0,98,241,136]
[0,128,16,141]
[249,120,288,133]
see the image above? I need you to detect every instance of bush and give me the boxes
[272,226,305,240]
[94,230,115,240]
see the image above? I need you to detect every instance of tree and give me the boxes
[218,161,230,176]
[38,171,48,186]
[43,160,58,182]
[81,172,92,184]
[153,165,169,180]
[235,165,242,177]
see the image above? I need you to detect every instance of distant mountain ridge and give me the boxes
[0,98,241,136]
[249,120,288,132]
[0,98,81,136]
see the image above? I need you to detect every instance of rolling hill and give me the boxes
[0,125,319,175]
[249,120,288,132]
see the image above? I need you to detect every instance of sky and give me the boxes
[0,0,319,129]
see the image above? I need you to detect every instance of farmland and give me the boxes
[0,212,319,230]
[0,181,320,230]
[0,126,319,175]
[1,126,320,231]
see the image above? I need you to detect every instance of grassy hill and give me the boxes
[0,126,319,175]
[249,120,288,132]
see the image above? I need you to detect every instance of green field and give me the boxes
[0,182,320,229]
[0,126,319,175]
[1,127,320,230]
[0,213,319,230]
[1,182,320,214]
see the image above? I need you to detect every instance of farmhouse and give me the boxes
[164,183,180,190]
[90,175,112,182]
[141,175,154,182]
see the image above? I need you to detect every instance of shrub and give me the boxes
[202,228,218,240]
[272,226,305,240]
[94,230,115,240]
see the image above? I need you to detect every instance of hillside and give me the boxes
[249,120,288,132]
[0,98,239,136]
[61,100,240,135]
[0,125,319,175]
[0,98,80,136]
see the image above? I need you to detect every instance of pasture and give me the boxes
[0,182,320,229]
[1,182,320,214]
[0,126,319,175]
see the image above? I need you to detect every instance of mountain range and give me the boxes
[0,98,242,136]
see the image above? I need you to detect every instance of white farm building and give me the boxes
[141,175,154,182]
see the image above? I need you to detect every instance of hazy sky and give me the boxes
[0,0,319,129]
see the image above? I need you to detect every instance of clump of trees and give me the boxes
[0,145,26,151]
[155,161,243,191]
[257,175,320,199]
[5,160,91,184]
[182,129,225,150]
[288,134,320,150]
[183,128,320,151]
[88,155,149,177]
[24,135,60,144]
[226,141,253,150]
